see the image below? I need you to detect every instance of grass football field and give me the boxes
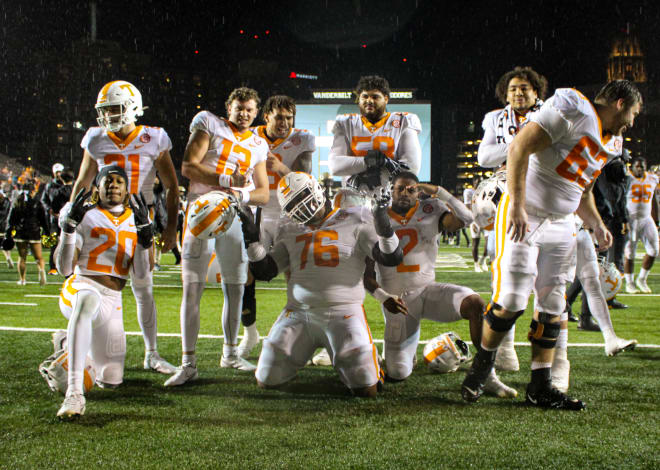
[0,244,658,469]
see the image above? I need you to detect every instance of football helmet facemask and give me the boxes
[277,172,326,224]
[95,80,145,132]
[423,331,472,373]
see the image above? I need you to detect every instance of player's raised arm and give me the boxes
[416,183,473,232]
[70,151,98,202]
[396,128,421,175]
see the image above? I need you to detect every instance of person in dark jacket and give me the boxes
[5,180,49,285]
[0,190,14,268]
[43,168,74,274]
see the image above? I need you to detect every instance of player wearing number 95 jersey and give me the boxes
[164,87,269,387]
[53,165,153,419]
[240,172,403,397]
[462,80,642,411]
[70,80,180,376]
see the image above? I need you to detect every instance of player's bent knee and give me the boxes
[352,383,378,398]
[460,294,485,320]
[528,312,561,348]
[385,359,413,381]
[499,292,529,313]
[485,303,524,332]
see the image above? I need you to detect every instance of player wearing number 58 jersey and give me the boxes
[329,76,421,177]
[165,87,269,387]
[70,80,180,376]
[240,172,404,397]
[624,156,659,293]
[463,81,642,410]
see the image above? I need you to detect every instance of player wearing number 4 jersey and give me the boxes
[364,172,516,398]
[624,157,659,293]
[239,172,403,397]
[68,80,179,375]
[53,165,153,419]
[165,87,269,387]
[462,80,642,410]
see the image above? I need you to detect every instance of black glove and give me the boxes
[237,206,260,248]
[372,188,394,237]
[347,167,383,191]
[383,158,409,177]
[130,193,154,248]
[364,150,388,169]
[63,189,94,233]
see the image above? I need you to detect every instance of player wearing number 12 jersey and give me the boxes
[462,80,642,410]
[165,87,269,386]
[624,156,659,293]
[70,80,180,375]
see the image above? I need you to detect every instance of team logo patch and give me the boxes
[140,133,151,143]
[614,139,622,151]
[423,204,433,213]
[291,136,301,146]
[392,120,401,128]
[253,137,262,145]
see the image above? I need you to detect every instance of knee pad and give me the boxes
[499,292,530,313]
[484,303,524,332]
[528,312,561,348]
[97,361,125,387]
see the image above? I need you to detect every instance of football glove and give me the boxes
[371,188,394,237]
[237,206,260,248]
[62,189,94,233]
[129,193,154,248]
[364,150,409,176]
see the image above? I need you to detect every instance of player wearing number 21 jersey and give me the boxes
[463,81,642,410]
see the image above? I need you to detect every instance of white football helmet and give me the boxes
[423,332,472,373]
[52,163,64,176]
[39,350,96,394]
[95,80,144,132]
[599,259,623,301]
[277,172,326,224]
[187,191,237,240]
[471,172,506,230]
[346,168,392,200]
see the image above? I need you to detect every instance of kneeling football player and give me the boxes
[54,165,153,419]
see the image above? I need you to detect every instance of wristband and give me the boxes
[378,233,399,254]
[218,174,231,188]
[238,188,250,204]
[372,288,392,303]
[435,185,452,203]
[247,242,267,262]
[61,231,77,245]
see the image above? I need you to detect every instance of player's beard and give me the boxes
[360,102,387,124]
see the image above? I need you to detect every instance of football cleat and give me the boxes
[461,355,493,403]
[16,279,26,286]
[311,348,333,366]
[237,326,260,358]
[144,351,177,374]
[635,278,651,294]
[525,384,585,411]
[480,258,490,272]
[164,364,198,387]
[551,357,570,393]
[220,355,257,371]
[483,370,518,398]
[48,269,58,275]
[474,262,483,273]
[57,392,86,420]
[624,281,639,294]
[494,342,519,372]
[605,337,638,357]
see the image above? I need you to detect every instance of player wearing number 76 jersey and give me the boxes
[462,80,642,410]
[240,172,403,397]
[68,80,180,376]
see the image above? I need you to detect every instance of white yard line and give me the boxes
[24,294,59,298]
[0,302,38,306]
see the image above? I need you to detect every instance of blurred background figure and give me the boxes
[0,189,14,268]
[42,166,74,274]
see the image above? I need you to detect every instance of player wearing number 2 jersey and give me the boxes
[165,87,269,386]
[624,156,659,293]
[70,80,180,376]
[462,80,642,410]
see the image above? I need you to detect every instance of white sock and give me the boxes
[132,272,158,352]
[245,323,258,340]
[624,273,634,284]
[500,325,515,348]
[182,353,196,367]
[223,343,237,357]
[638,268,650,282]
[181,281,205,353]
[582,275,615,338]
[555,329,568,361]
[67,290,100,394]
[221,283,244,348]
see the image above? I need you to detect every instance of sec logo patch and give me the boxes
[392,120,401,128]
[140,133,151,143]
[423,204,433,213]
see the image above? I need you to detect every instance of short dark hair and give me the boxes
[225,87,260,110]
[261,95,296,121]
[355,75,391,98]
[631,155,646,167]
[495,66,548,106]
[392,171,419,186]
[594,80,642,108]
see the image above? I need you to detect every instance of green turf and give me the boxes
[0,246,658,469]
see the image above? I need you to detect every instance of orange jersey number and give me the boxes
[87,227,137,276]
[267,153,283,190]
[350,136,395,158]
[555,136,608,188]
[395,228,420,273]
[104,154,140,194]
[215,139,252,176]
[631,184,652,203]
[295,230,340,270]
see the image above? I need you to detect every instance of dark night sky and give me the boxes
[3,0,659,106]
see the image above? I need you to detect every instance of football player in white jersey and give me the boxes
[363,171,516,398]
[239,172,403,397]
[69,80,179,375]
[165,87,269,386]
[464,184,488,272]
[462,80,642,410]
[476,67,549,373]
[623,156,659,293]
[53,165,153,419]
[234,95,316,358]
[329,75,421,208]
